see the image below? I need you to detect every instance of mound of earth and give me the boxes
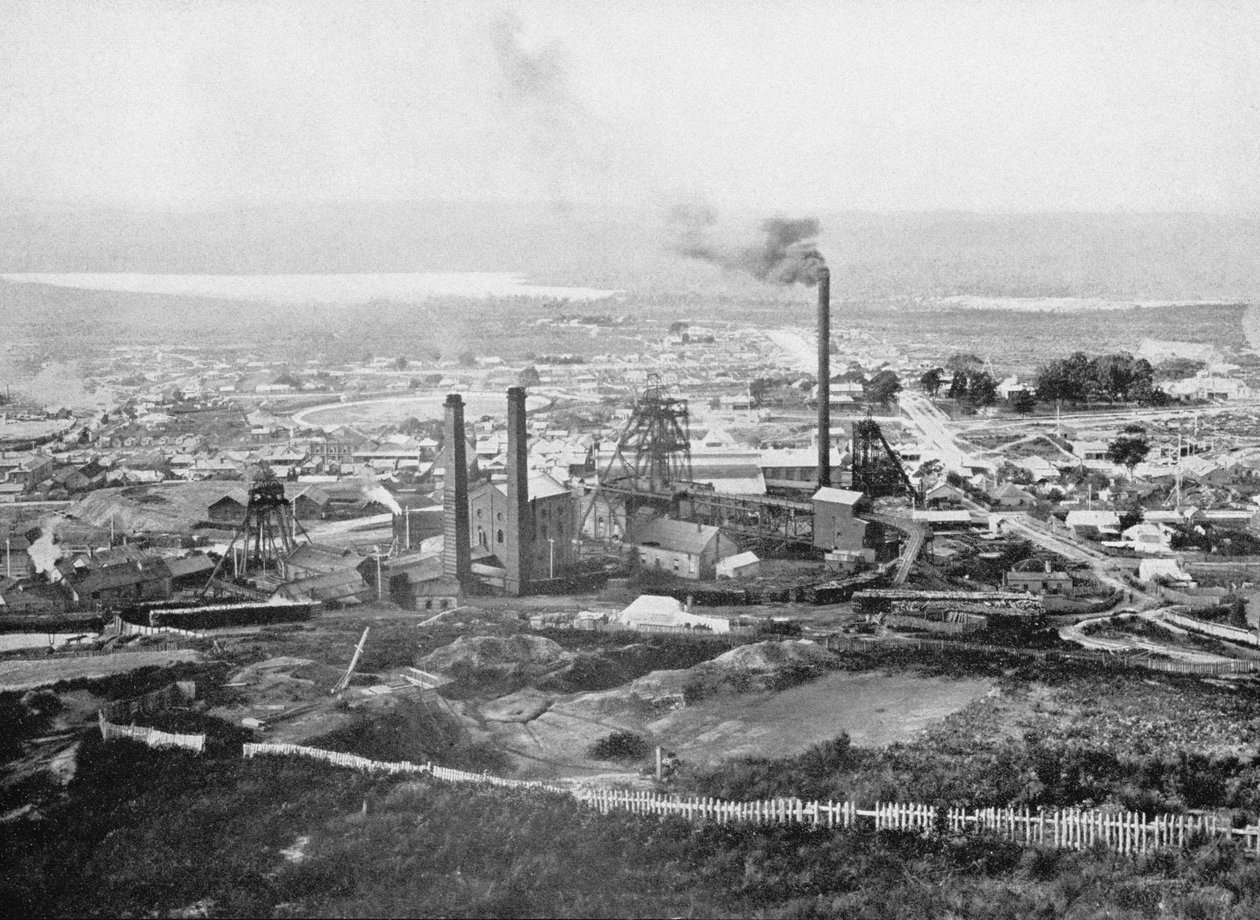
[423,635,571,672]
[581,640,837,715]
[708,639,834,673]
[421,635,572,697]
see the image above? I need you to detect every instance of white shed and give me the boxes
[716,551,761,580]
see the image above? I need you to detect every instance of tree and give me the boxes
[518,366,542,388]
[1107,425,1151,477]
[968,371,998,407]
[393,356,409,371]
[919,367,943,397]
[1155,357,1206,381]
[946,354,983,375]
[1119,502,1144,531]
[864,370,902,405]
[749,378,772,407]
[916,458,943,486]
[1011,389,1037,414]
[458,351,476,367]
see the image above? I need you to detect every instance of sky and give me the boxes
[1,0,1257,214]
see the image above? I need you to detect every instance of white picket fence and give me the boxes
[235,742,1260,856]
[97,712,205,753]
[241,742,564,791]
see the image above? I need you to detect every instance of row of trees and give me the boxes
[920,351,1173,410]
[1034,352,1168,405]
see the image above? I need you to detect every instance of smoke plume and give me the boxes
[27,520,63,582]
[357,470,404,516]
[673,211,827,285]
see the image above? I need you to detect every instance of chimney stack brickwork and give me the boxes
[817,267,832,488]
[504,386,531,595]
[442,394,471,584]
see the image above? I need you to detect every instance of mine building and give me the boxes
[468,470,577,574]
[626,516,740,581]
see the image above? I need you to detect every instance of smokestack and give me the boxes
[505,386,531,595]
[817,266,831,488]
[442,394,471,585]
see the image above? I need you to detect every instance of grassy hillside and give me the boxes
[5,733,1260,919]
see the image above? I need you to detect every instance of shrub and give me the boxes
[589,730,650,762]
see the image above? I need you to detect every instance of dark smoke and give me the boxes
[673,211,827,285]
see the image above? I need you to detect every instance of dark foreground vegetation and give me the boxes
[5,735,1260,919]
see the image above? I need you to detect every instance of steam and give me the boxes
[365,484,404,517]
[27,519,63,582]
[673,210,828,285]
[357,472,404,516]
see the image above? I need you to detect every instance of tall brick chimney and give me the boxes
[817,266,832,488]
[504,386,531,596]
[442,394,471,584]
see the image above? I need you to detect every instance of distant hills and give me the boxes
[0,201,1257,302]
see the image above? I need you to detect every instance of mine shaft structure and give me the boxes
[201,475,311,596]
[850,416,917,500]
[579,375,692,544]
[604,374,694,494]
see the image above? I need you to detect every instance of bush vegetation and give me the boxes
[7,735,1260,918]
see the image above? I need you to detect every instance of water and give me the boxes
[0,272,619,304]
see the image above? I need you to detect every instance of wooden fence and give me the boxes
[101,681,197,722]
[825,633,1260,676]
[234,742,1260,857]
[1163,610,1260,648]
[242,742,562,791]
[111,615,207,640]
[97,712,205,753]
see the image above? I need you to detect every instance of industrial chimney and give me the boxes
[817,266,831,488]
[441,394,471,584]
[504,386,531,596]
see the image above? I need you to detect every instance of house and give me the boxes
[157,554,217,591]
[987,481,1037,509]
[1072,441,1112,464]
[206,488,248,524]
[289,484,331,522]
[1064,509,1121,539]
[1017,456,1061,484]
[68,561,172,608]
[1120,522,1173,554]
[716,551,761,580]
[1138,558,1190,585]
[625,516,740,581]
[611,594,732,633]
[923,482,967,508]
[1004,562,1074,595]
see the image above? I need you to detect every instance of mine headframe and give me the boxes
[201,472,311,595]
[851,416,917,500]
[600,373,693,495]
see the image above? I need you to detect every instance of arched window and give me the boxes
[477,527,487,548]
[497,529,504,544]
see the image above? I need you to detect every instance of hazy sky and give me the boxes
[1,0,1257,213]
